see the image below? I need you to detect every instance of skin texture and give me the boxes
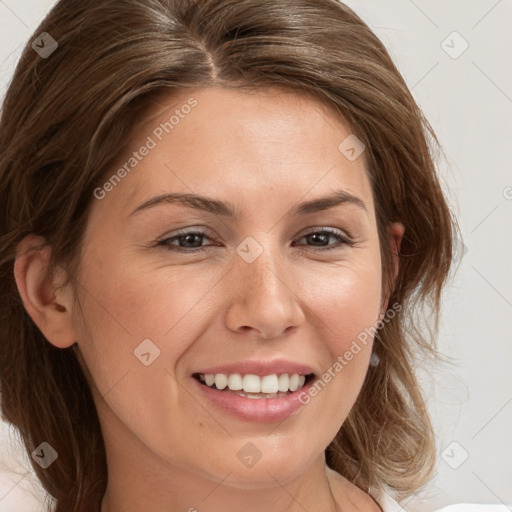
[14,87,404,512]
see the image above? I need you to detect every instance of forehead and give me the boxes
[101,86,375,220]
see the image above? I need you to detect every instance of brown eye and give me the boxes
[294,228,354,251]
[157,230,214,253]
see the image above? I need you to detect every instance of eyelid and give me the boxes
[154,225,356,253]
[153,226,217,253]
[293,227,355,250]
[157,224,353,241]
[298,226,351,240]
[157,225,216,240]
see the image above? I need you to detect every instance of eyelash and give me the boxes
[155,227,355,254]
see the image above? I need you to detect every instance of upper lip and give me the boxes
[193,359,315,377]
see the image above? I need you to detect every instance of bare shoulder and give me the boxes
[325,466,383,512]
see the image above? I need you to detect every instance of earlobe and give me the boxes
[14,234,77,349]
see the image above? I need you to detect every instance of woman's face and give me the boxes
[72,87,400,487]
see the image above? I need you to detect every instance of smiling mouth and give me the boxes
[192,372,315,399]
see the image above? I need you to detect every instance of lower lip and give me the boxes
[192,377,314,423]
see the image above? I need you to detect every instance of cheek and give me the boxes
[72,251,223,395]
[297,254,382,422]
[302,254,383,347]
[71,256,213,457]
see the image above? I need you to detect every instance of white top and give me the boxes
[368,488,510,512]
[368,488,404,511]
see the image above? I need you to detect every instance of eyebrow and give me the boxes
[128,189,368,218]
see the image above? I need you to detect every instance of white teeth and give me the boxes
[278,374,290,392]
[243,374,261,393]
[214,374,228,390]
[199,372,309,394]
[227,373,243,391]
[260,374,279,394]
[289,373,300,392]
[236,391,289,399]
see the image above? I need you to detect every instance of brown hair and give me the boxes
[0,0,459,510]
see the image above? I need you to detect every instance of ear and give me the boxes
[14,234,77,348]
[388,221,404,281]
[379,221,405,319]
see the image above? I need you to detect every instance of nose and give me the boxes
[224,243,306,339]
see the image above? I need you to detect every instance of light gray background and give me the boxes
[1,1,511,510]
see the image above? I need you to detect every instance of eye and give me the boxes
[293,228,355,251]
[155,227,355,254]
[156,229,214,254]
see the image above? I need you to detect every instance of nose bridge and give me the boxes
[224,232,304,337]
[236,232,288,293]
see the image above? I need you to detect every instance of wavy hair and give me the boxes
[0,0,459,510]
